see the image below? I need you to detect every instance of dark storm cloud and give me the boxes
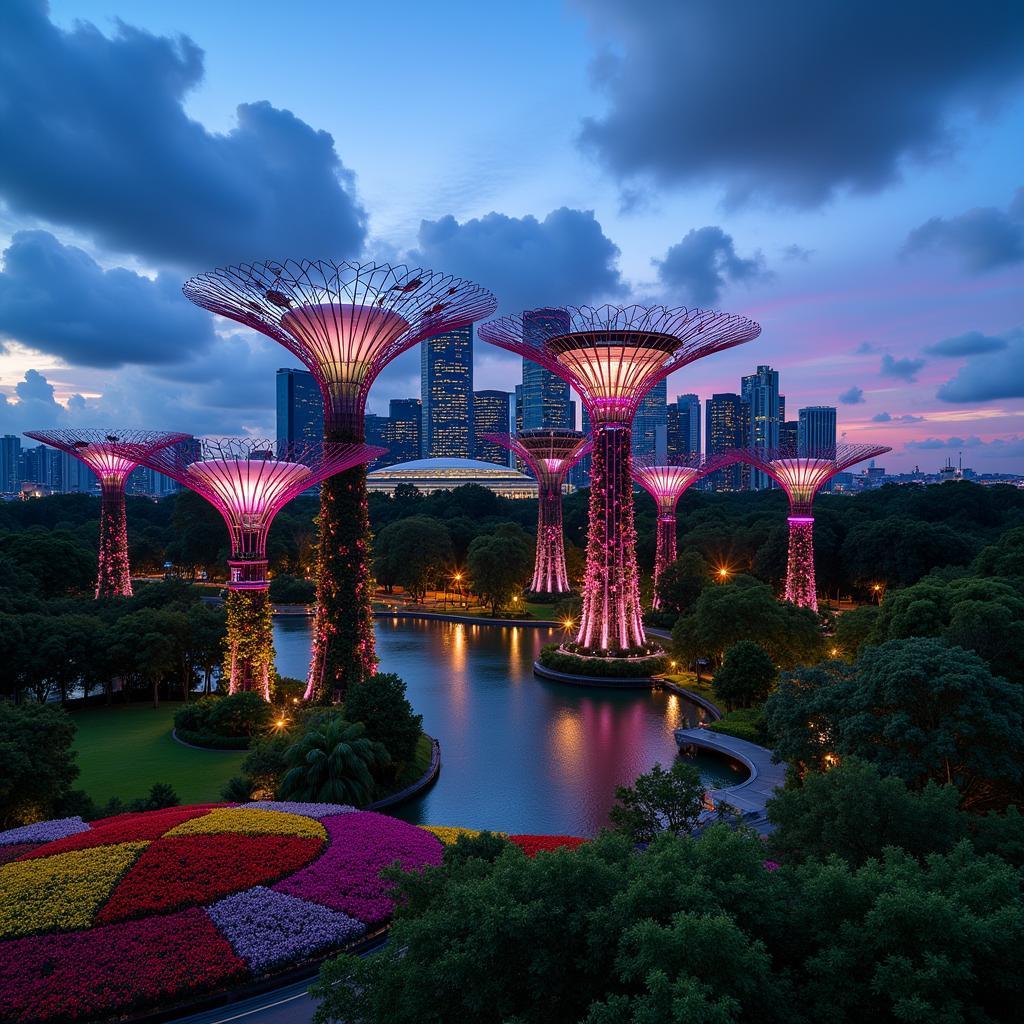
[411,208,624,314]
[0,1,366,268]
[880,354,925,382]
[838,386,864,405]
[0,231,215,368]
[936,328,1024,403]
[903,190,1024,273]
[925,330,1011,357]
[653,227,770,307]
[576,0,1024,207]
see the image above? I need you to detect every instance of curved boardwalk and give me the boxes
[675,727,786,830]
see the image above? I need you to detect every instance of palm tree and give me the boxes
[278,718,388,807]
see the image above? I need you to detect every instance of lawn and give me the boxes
[71,703,246,805]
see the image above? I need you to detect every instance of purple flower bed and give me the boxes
[275,811,443,926]
[0,817,89,845]
[246,801,354,819]
[206,886,365,974]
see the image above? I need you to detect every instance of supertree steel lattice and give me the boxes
[739,443,891,610]
[138,437,383,700]
[182,260,496,702]
[479,305,760,656]
[630,452,739,609]
[23,429,189,598]
[482,429,592,596]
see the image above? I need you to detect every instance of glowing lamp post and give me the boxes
[480,305,760,656]
[23,429,189,598]
[630,453,735,608]
[741,443,891,610]
[483,429,592,596]
[139,438,382,700]
[182,260,496,702]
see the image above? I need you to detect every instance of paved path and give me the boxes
[675,727,787,830]
[173,979,318,1024]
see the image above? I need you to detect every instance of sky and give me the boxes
[0,0,1022,473]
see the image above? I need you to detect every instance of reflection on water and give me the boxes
[273,616,746,836]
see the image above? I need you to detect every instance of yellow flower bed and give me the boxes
[164,808,326,841]
[420,825,507,845]
[0,843,148,939]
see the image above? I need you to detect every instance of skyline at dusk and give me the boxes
[1,0,1022,472]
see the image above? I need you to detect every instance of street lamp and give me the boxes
[717,566,731,582]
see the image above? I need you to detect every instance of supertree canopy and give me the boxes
[480,305,760,656]
[182,260,496,702]
[740,443,891,610]
[23,429,189,598]
[482,429,592,596]
[631,452,738,608]
[139,437,382,700]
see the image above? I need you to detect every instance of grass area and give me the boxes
[662,671,718,701]
[71,703,246,805]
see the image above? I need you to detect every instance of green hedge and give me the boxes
[539,644,667,679]
[173,693,272,738]
[708,707,766,745]
[174,727,252,750]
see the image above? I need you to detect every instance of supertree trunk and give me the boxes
[576,426,646,653]
[97,481,132,598]
[651,514,677,611]
[785,516,817,611]
[533,484,570,595]
[224,589,274,700]
[305,463,376,703]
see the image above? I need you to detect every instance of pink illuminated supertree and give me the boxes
[482,429,592,596]
[182,260,496,702]
[23,429,189,598]
[480,306,760,657]
[739,443,891,610]
[631,452,739,608]
[137,438,383,700]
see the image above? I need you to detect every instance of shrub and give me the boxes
[343,673,422,769]
[708,707,766,744]
[173,693,272,744]
[539,644,667,679]
[268,575,316,604]
[711,640,776,710]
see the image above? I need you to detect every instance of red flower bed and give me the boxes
[18,805,226,860]
[508,834,587,857]
[0,844,39,865]
[96,833,323,923]
[0,907,246,1024]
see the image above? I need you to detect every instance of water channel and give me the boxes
[273,616,747,836]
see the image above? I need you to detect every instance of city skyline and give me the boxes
[0,2,1021,473]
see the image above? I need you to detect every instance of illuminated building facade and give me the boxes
[632,379,667,462]
[386,398,422,465]
[480,304,760,657]
[421,325,474,458]
[521,309,573,430]
[473,391,512,466]
[276,367,324,456]
[742,365,781,489]
[706,393,750,491]
[367,457,536,498]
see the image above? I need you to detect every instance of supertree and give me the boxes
[182,261,496,702]
[739,443,891,610]
[137,438,382,700]
[630,452,738,608]
[482,429,592,596]
[23,429,189,598]
[479,305,760,656]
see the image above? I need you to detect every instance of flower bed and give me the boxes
[0,804,444,1024]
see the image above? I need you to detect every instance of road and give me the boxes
[175,980,319,1024]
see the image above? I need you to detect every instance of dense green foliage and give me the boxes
[374,516,455,600]
[766,638,1024,810]
[712,640,776,709]
[173,693,273,745]
[268,573,316,604]
[343,672,423,773]
[654,550,708,615]
[607,760,708,842]
[466,526,534,615]
[539,644,667,678]
[0,702,79,828]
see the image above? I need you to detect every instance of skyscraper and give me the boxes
[705,394,749,490]
[386,398,421,465]
[570,406,593,488]
[780,419,799,451]
[364,413,389,450]
[741,365,781,489]
[676,394,701,458]
[276,368,324,455]
[632,379,667,461]
[1,435,21,493]
[473,390,512,466]
[521,309,572,430]
[798,406,837,455]
[421,325,473,458]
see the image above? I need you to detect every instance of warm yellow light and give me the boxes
[872,583,881,591]
[563,618,575,629]
[453,572,462,582]
[717,567,730,578]
[831,647,839,657]
[275,718,286,729]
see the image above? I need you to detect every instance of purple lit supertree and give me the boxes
[739,443,892,610]
[630,452,738,608]
[23,429,189,598]
[138,438,382,700]
[181,261,496,702]
[479,306,760,656]
[482,429,592,596]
